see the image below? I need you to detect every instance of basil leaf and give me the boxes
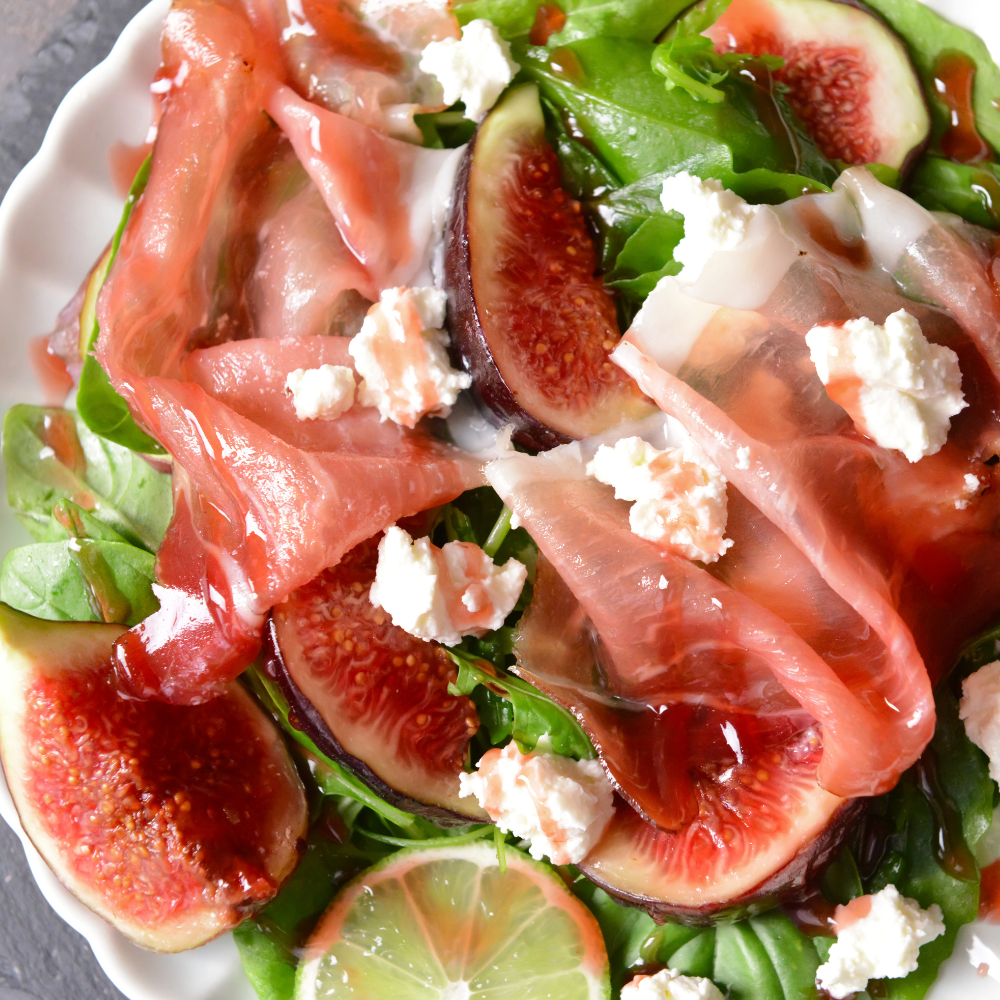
[3,405,172,552]
[447,650,595,759]
[0,540,157,626]
[75,155,165,455]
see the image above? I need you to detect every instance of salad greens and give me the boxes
[0,405,170,625]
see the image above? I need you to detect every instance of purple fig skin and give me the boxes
[261,617,475,827]
[582,797,867,926]
[444,136,574,453]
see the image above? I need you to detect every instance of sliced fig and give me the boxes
[266,536,485,824]
[705,0,930,172]
[514,555,856,922]
[0,604,307,952]
[444,83,655,451]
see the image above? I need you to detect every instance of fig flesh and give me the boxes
[0,603,307,952]
[706,0,930,172]
[266,535,485,824]
[444,83,655,451]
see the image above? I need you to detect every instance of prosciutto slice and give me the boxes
[96,1,481,702]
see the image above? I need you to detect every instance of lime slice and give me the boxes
[294,841,610,999]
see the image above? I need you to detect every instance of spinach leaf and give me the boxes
[909,157,1000,231]
[447,649,595,759]
[515,38,836,187]
[452,0,691,44]
[3,406,172,552]
[75,155,165,455]
[542,96,622,200]
[34,499,131,544]
[0,540,157,626]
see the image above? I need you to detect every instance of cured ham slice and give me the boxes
[266,84,463,289]
[251,181,376,340]
[96,1,482,702]
[487,447,850,915]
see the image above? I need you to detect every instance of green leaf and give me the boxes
[34,499,131,544]
[452,0,692,44]
[0,540,158,626]
[414,108,477,149]
[603,213,684,301]
[74,155,165,455]
[909,157,1000,231]
[3,406,172,552]
[516,37,837,188]
[447,650,595,759]
[542,96,622,201]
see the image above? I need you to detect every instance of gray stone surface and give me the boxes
[0,5,146,995]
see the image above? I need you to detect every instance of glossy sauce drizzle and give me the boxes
[934,51,993,164]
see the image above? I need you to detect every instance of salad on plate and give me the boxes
[3,0,1000,997]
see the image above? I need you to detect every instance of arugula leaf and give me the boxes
[452,0,691,45]
[0,539,157,626]
[447,650,595,759]
[75,155,165,455]
[3,406,172,552]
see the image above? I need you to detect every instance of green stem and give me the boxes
[484,507,513,559]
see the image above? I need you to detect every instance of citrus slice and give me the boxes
[294,842,610,1000]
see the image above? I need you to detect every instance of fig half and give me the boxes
[265,536,485,825]
[444,83,655,451]
[0,603,307,951]
[706,0,930,172]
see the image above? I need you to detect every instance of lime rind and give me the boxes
[294,842,610,1000]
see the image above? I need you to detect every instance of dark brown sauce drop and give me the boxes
[914,749,978,882]
[785,893,837,937]
[548,47,585,85]
[797,200,871,269]
[934,51,993,164]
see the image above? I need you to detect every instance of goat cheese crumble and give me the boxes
[419,19,518,121]
[805,309,966,463]
[349,286,471,428]
[815,885,945,999]
[458,742,614,865]
[960,660,1000,783]
[587,436,732,563]
[621,968,725,1000]
[369,526,526,646]
[659,172,758,283]
[284,364,356,421]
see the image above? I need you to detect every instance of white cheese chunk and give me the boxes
[283,365,356,421]
[349,286,471,428]
[960,660,1000,783]
[458,742,614,865]
[586,435,732,563]
[805,309,966,463]
[659,172,758,284]
[815,885,945,999]
[418,19,518,121]
[369,526,526,646]
[621,968,725,1000]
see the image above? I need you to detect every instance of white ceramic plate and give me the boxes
[2,2,1000,998]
